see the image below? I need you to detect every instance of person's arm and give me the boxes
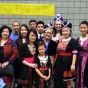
[8,40,18,64]
[71,39,78,71]
[22,60,37,68]
[1,40,18,68]
[48,68,51,78]
[18,44,37,68]
[35,68,44,78]
[72,54,77,65]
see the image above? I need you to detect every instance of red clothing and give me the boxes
[0,38,18,63]
[0,38,18,85]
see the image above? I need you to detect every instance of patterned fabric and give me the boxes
[52,34,61,43]
[17,43,37,88]
[0,38,18,85]
[76,37,88,88]
[57,38,71,52]
[0,38,18,64]
[56,38,77,81]
[34,55,52,88]
[54,14,64,23]
[57,38,76,80]
[54,38,78,88]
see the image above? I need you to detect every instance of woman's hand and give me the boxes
[71,64,75,72]
[29,63,38,69]
[1,61,9,69]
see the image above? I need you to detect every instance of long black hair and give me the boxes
[16,24,29,48]
[27,29,38,55]
[27,29,38,45]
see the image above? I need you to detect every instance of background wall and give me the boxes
[0,0,88,38]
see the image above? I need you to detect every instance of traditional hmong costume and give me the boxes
[76,37,88,88]
[54,21,78,88]
[17,43,37,88]
[34,55,52,88]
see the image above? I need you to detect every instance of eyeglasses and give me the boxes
[44,32,52,35]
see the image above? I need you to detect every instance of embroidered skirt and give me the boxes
[17,65,33,88]
[54,55,76,88]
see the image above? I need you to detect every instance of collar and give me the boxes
[37,32,43,36]
[0,38,12,44]
[12,31,19,35]
[62,37,71,42]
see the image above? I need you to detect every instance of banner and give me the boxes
[0,3,55,16]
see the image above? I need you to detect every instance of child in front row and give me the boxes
[34,42,52,88]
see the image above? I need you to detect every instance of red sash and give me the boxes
[58,52,72,56]
[24,57,34,63]
[39,68,48,71]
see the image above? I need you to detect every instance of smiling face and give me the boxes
[12,22,20,34]
[20,26,28,38]
[55,21,62,31]
[1,28,10,39]
[80,24,88,35]
[62,28,71,38]
[44,28,53,40]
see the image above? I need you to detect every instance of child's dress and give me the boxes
[34,55,52,88]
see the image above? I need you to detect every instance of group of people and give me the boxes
[0,14,88,88]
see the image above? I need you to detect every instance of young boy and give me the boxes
[29,20,37,30]
[37,21,44,40]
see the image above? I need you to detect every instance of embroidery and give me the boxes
[38,55,48,67]
[28,45,36,55]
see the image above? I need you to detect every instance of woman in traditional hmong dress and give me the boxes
[54,21,78,88]
[17,29,38,88]
[52,14,64,43]
[76,21,88,88]
[34,42,52,88]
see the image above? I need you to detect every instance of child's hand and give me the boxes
[44,76,50,81]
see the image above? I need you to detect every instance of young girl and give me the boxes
[76,21,88,88]
[34,42,52,88]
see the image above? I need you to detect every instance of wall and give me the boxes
[0,0,87,38]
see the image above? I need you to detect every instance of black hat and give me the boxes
[62,21,72,30]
